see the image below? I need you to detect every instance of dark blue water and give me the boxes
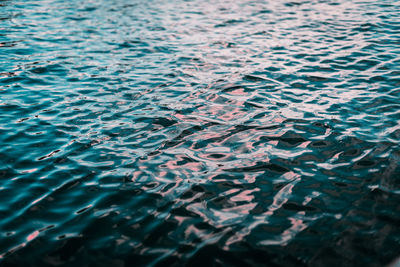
[1,0,400,266]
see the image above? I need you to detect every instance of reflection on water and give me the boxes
[1,0,400,266]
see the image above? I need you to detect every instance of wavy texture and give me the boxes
[0,0,399,266]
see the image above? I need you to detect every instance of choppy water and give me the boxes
[1,0,400,266]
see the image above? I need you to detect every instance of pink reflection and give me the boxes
[278,216,308,245]
[226,87,247,96]
[163,154,203,172]
[243,173,256,183]
[21,168,38,174]
[273,117,285,123]
[297,141,311,148]
[159,170,168,178]
[131,170,142,181]
[230,189,259,202]
[281,171,299,181]
[26,230,39,242]
[174,216,186,225]
[184,224,199,238]
[198,131,222,140]
[289,217,306,229]
[196,104,247,122]
[174,113,187,121]
[222,203,257,215]
[269,140,278,146]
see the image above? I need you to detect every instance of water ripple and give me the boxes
[1,0,400,266]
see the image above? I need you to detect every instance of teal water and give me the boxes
[1,0,400,266]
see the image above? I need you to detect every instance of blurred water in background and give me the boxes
[0,0,400,266]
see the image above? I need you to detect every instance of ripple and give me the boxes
[1,0,400,266]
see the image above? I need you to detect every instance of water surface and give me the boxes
[1,0,400,266]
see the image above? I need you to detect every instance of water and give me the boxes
[1,0,400,266]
